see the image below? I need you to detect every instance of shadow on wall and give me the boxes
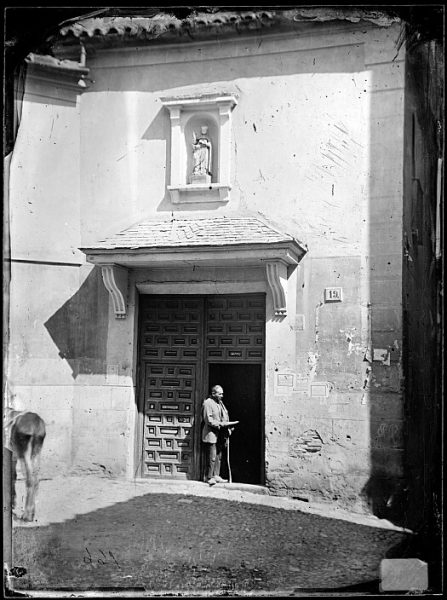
[357,48,410,531]
[44,266,109,378]
[361,468,409,527]
[141,107,171,211]
[359,34,442,560]
[87,42,365,94]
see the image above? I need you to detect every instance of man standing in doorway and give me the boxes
[202,385,236,485]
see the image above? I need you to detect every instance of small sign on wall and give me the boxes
[310,382,330,397]
[324,287,343,302]
[277,373,294,387]
[274,372,295,395]
[373,348,391,366]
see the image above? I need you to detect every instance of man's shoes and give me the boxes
[207,478,217,486]
[214,476,228,483]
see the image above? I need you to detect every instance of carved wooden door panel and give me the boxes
[205,295,265,363]
[139,294,265,479]
[140,296,203,479]
[143,363,196,478]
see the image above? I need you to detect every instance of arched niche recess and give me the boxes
[161,90,238,204]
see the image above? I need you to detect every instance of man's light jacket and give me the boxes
[201,397,229,443]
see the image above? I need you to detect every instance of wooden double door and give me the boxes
[138,294,265,483]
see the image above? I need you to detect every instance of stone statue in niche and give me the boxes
[191,125,212,184]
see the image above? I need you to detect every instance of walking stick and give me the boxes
[226,437,232,483]
[224,421,238,483]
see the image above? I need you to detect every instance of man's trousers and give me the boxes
[204,437,227,481]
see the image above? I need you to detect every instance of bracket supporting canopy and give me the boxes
[81,213,308,321]
[265,261,288,317]
[101,264,128,319]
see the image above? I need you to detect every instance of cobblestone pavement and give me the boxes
[8,476,414,596]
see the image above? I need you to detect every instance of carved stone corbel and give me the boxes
[101,264,128,319]
[265,261,288,317]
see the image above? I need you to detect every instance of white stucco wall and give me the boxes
[7,21,405,509]
[7,77,84,477]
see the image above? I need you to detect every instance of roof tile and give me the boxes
[53,9,397,42]
[84,215,298,251]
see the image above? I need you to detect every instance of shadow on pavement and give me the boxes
[294,579,380,594]
[11,492,411,594]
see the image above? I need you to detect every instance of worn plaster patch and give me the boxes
[292,314,305,331]
[307,352,319,379]
[290,430,324,456]
[339,327,367,356]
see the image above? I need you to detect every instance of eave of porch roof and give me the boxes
[82,241,305,269]
[79,213,307,269]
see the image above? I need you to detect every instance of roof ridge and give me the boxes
[51,8,398,45]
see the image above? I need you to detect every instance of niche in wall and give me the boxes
[161,89,238,204]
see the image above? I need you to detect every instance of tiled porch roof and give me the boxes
[81,214,305,251]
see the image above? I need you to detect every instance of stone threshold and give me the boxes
[133,478,269,495]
